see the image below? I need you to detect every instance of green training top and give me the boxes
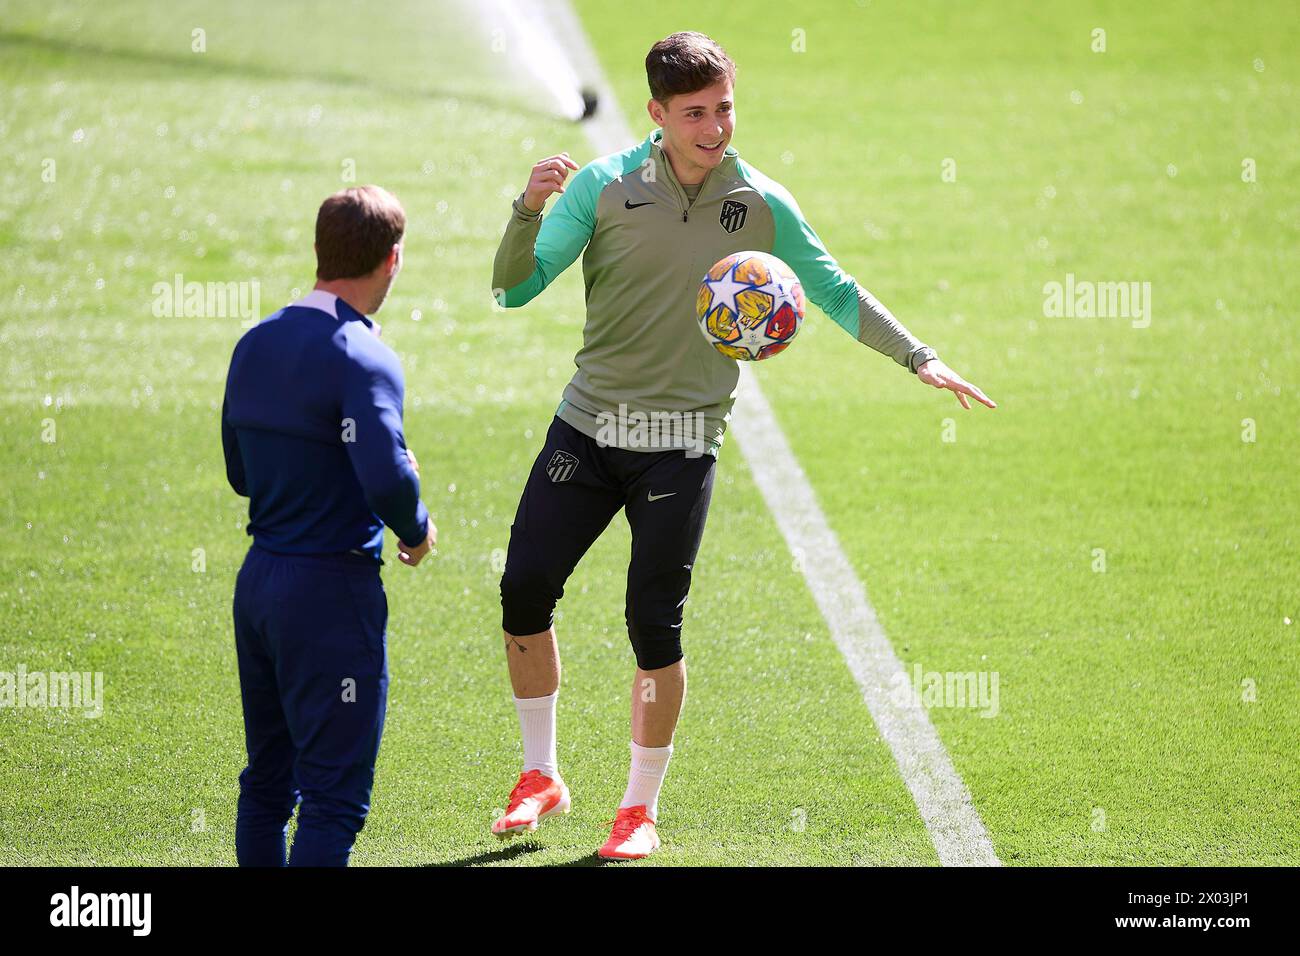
[492,129,937,455]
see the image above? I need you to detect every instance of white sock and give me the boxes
[620,740,673,821]
[514,691,559,780]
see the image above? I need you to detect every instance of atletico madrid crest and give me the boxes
[546,450,578,483]
[719,200,748,234]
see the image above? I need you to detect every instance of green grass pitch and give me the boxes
[0,0,1295,865]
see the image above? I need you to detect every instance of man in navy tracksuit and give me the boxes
[221,185,435,866]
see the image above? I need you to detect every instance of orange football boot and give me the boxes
[598,805,660,860]
[492,770,571,838]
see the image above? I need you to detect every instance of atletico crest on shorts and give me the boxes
[719,200,748,234]
[546,450,578,483]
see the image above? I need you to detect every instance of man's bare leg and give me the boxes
[631,659,686,748]
[599,659,685,858]
[504,627,560,698]
[491,627,569,837]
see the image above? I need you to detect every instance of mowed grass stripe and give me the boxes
[555,0,997,864]
[1,0,938,865]
[573,0,1300,864]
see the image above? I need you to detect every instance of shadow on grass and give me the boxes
[0,30,548,121]
[423,842,545,867]
[423,845,617,868]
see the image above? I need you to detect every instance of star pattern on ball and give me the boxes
[702,268,750,319]
[769,275,799,314]
[736,320,769,358]
[696,252,805,362]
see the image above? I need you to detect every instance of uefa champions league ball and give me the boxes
[696,250,805,361]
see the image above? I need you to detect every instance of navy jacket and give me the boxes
[222,290,428,561]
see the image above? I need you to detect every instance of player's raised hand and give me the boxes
[398,519,437,567]
[522,152,580,214]
[917,358,996,410]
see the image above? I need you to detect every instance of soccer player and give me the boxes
[490,32,994,860]
[221,185,436,866]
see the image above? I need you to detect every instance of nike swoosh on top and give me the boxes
[647,491,677,501]
[625,200,655,209]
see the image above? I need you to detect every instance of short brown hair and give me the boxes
[646,32,736,104]
[314,185,406,281]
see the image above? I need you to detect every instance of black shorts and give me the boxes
[499,417,717,670]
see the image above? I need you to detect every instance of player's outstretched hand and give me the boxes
[398,520,437,567]
[917,358,996,410]
[522,152,580,214]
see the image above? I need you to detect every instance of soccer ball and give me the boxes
[696,251,805,361]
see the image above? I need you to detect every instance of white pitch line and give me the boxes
[727,378,1000,867]
[536,0,1000,867]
